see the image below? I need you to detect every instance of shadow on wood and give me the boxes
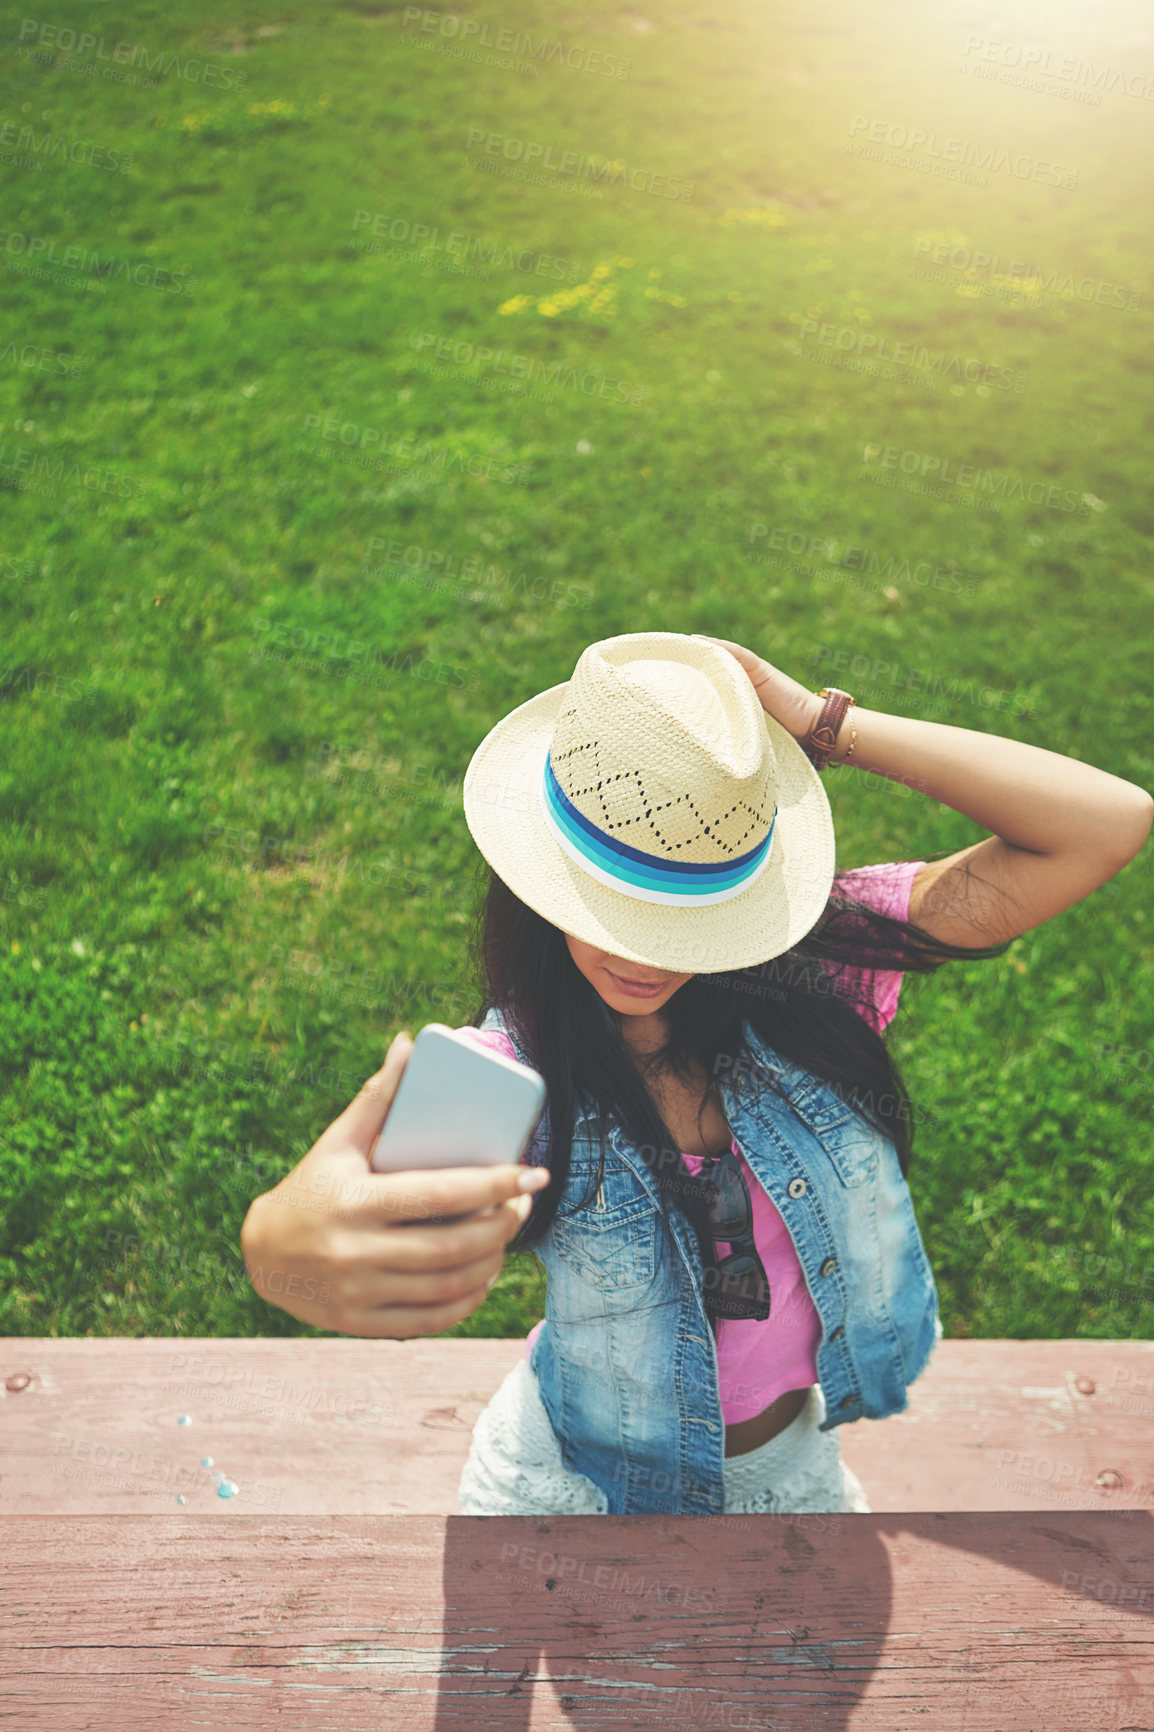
[430,1510,1154,1730]
[10,1511,1153,1729]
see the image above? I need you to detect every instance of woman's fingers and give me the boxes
[321,1236,513,1315]
[697,633,761,672]
[254,1182,545,1334]
[350,1281,515,1341]
[321,1030,414,1157]
[370,1161,549,1228]
[241,1043,552,1339]
[340,1193,533,1277]
[698,634,822,740]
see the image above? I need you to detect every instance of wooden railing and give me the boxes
[4,1336,1152,1727]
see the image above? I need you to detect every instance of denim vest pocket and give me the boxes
[785,1079,882,1188]
[553,1172,660,1291]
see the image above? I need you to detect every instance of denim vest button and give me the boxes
[828,1325,845,1341]
[838,1393,856,1408]
[786,1177,807,1199]
[820,1257,837,1277]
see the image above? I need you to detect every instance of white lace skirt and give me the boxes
[457,1358,871,1516]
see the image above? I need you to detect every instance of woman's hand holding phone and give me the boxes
[240,1031,550,1337]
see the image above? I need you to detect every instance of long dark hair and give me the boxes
[469,854,1012,1336]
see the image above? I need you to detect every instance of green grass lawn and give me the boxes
[1,0,1152,1342]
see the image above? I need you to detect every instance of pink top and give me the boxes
[458,859,925,1423]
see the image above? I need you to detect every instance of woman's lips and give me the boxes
[605,969,668,1000]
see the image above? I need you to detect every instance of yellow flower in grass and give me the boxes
[541,281,595,316]
[497,256,633,321]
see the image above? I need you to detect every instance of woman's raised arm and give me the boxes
[706,634,1154,951]
[240,1032,550,1337]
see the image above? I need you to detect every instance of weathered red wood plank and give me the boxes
[0,1335,505,1516]
[842,1336,1154,1513]
[2,1338,1151,1515]
[4,1514,1153,1729]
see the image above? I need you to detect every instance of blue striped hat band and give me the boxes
[541,751,776,907]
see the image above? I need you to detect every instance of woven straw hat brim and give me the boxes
[463,681,836,975]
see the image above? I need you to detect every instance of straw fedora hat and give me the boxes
[462,631,836,974]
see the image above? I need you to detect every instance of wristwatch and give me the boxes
[803,687,856,771]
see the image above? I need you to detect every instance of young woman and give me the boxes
[241,631,1152,1518]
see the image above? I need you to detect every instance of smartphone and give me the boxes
[370,1023,547,1174]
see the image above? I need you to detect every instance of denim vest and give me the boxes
[481,1007,942,1517]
